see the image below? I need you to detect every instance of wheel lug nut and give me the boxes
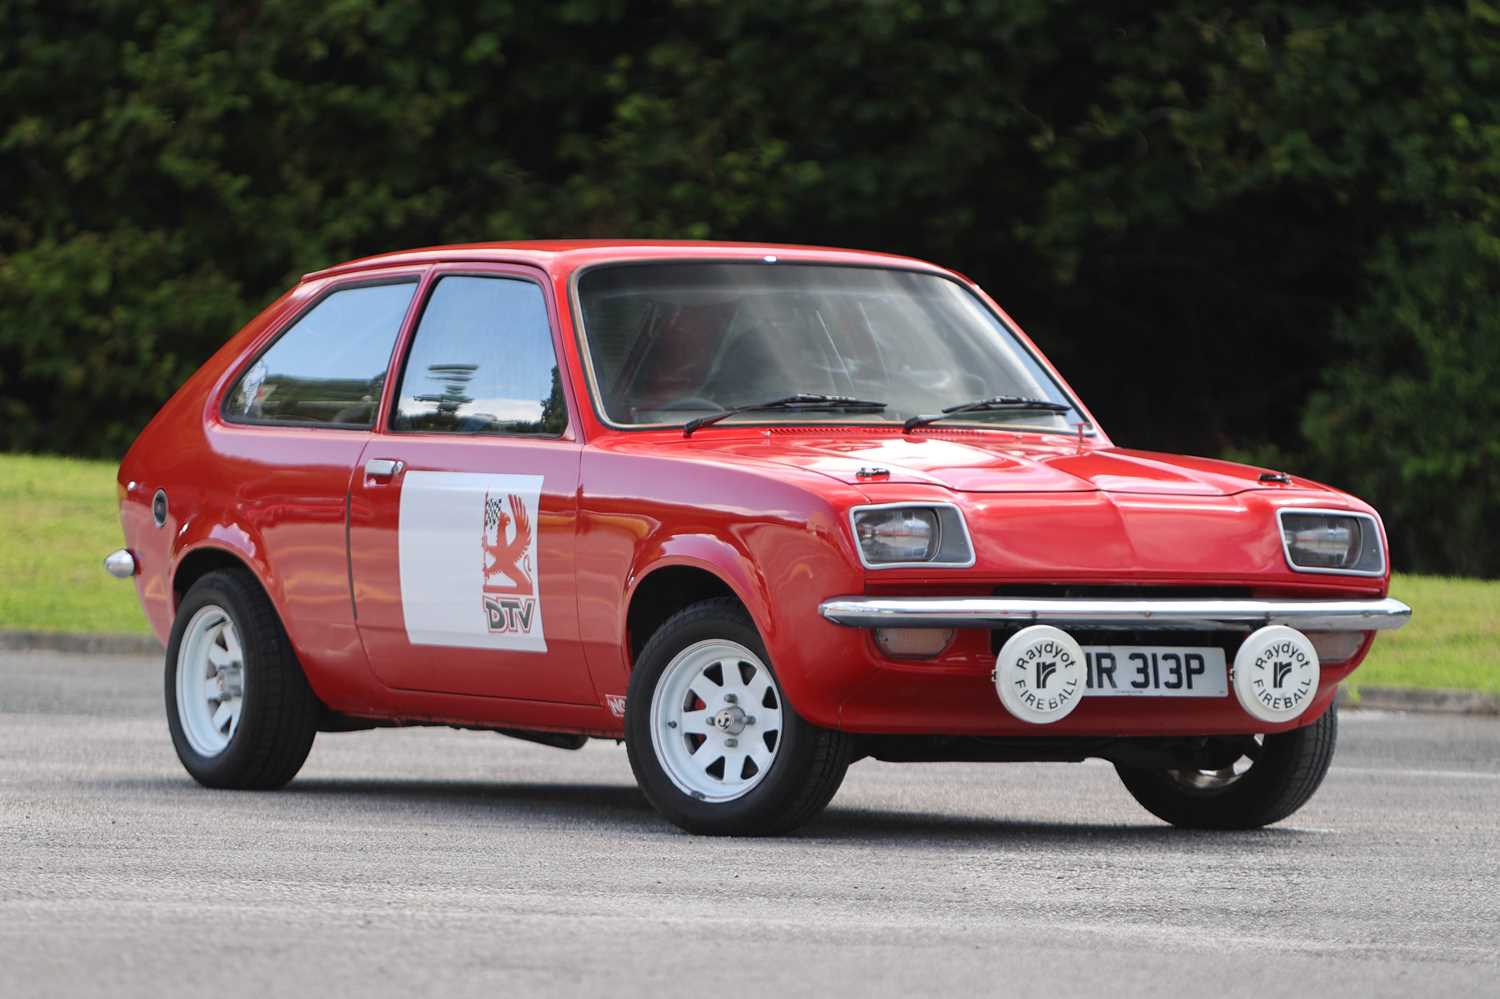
[726,738,738,748]
[724,693,737,704]
[746,716,756,725]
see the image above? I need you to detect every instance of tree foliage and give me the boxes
[1,1,1495,573]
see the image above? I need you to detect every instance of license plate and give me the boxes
[1082,646,1228,698]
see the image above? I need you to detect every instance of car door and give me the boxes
[347,265,594,704]
[215,274,422,680]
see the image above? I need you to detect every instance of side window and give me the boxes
[392,276,567,436]
[228,281,416,427]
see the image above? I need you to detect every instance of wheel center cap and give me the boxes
[712,706,748,736]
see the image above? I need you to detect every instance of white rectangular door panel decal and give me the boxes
[398,471,547,652]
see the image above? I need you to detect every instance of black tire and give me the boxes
[165,568,320,789]
[1115,703,1339,829]
[625,598,854,836]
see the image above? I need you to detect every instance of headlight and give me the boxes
[850,504,975,568]
[856,507,937,562]
[1278,509,1385,574]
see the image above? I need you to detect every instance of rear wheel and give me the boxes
[165,569,320,789]
[1115,703,1338,829]
[625,598,853,835]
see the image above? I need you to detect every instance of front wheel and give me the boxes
[1115,703,1338,829]
[625,598,853,836]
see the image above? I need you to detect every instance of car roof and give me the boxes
[301,240,957,282]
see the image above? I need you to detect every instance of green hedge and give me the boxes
[2,1,1496,574]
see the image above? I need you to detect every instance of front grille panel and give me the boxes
[989,584,1256,600]
[986,585,1254,657]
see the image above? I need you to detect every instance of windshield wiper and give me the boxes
[902,395,1072,433]
[683,393,887,437]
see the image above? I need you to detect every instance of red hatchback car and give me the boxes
[107,241,1410,835]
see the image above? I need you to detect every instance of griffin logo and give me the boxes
[605,694,627,718]
[482,492,533,596]
[482,491,536,635]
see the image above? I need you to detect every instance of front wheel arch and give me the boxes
[625,563,740,667]
[624,597,854,835]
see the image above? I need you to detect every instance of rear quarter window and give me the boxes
[226,281,417,427]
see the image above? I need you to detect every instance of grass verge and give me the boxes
[0,453,1494,691]
[1351,574,1498,695]
[1,453,148,634]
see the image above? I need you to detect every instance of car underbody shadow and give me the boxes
[801,805,1328,846]
[281,778,1332,846]
[96,774,1330,844]
[284,777,654,815]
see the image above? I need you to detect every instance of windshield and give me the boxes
[574,262,1083,431]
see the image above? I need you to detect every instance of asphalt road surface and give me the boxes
[2,651,1497,998]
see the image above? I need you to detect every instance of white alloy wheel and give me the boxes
[648,639,784,803]
[175,604,246,757]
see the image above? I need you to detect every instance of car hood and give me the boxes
[699,431,1310,496]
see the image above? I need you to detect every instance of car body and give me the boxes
[109,240,1410,834]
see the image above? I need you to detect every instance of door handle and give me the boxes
[364,458,405,483]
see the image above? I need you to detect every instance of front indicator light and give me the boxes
[874,627,955,658]
[1309,631,1366,664]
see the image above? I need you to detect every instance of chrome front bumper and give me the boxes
[818,595,1412,632]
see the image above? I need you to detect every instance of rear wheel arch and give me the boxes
[173,546,263,612]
